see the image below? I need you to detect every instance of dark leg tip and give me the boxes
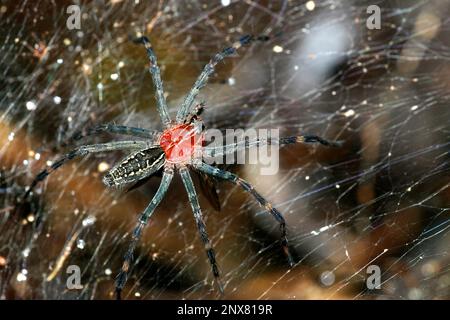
[115,271,128,299]
[239,34,254,45]
[115,288,122,300]
[132,36,149,44]
[256,35,270,42]
[216,278,225,296]
[283,245,295,268]
[287,256,295,268]
[304,135,344,147]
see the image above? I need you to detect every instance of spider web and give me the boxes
[0,0,449,300]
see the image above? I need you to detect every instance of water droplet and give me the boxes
[82,215,96,227]
[77,239,86,249]
[306,1,315,11]
[344,109,355,117]
[22,248,30,257]
[320,271,335,286]
[17,274,27,282]
[273,45,283,53]
[53,96,62,104]
[98,162,110,172]
[26,101,37,111]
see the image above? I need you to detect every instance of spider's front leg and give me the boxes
[63,124,159,147]
[179,166,224,294]
[203,134,342,159]
[115,166,174,299]
[194,161,294,267]
[22,140,148,200]
[176,35,262,123]
[135,36,171,127]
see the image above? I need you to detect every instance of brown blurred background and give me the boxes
[0,0,448,299]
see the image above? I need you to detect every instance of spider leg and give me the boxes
[23,140,148,200]
[280,135,343,147]
[115,166,173,299]
[63,124,158,147]
[179,166,224,294]
[204,134,342,159]
[176,35,257,123]
[194,161,294,267]
[135,36,171,127]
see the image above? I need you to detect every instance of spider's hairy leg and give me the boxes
[63,124,159,147]
[194,161,294,267]
[115,166,173,300]
[176,34,263,123]
[280,135,343,147]
[203,134,342,159]
[179,166,224,294]
[23,141,147,200]
[135,36,171,127]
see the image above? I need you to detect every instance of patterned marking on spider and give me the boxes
[24,34,342,299]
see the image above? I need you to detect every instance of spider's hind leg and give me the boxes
[180,166,224,294]
[194,162,294,267]
[280,135,343,147]
[115,167,174,299]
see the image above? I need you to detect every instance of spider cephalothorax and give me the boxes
[24,34,340,299]
[158,122,204,164]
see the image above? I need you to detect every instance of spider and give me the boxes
[23,34,340,299]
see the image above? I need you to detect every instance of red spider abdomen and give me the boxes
[159,124,203,163]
